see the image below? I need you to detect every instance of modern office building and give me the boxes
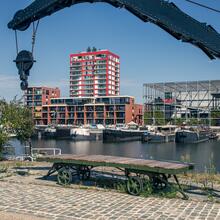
[70,49,120,97]
[37,96,142,126]
[25,86,60,125]
[143,80,220,126]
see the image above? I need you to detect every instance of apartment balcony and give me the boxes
[58,114,66,118]
[70,73,82,77]
[76,109,84,112]
[94,68,106,71]
[71,62,81,66]
[95,107,104,112]
[86,107,94,112]
[34,112,42,118]
[57,110,66,113]
[67,107,75,112]
[70,67,81,71]
[115,117,125,120]
[84,93,94,96]
[96,114,104,118]
[115,107,125,112]
[86,117,94,120]
[68,117,75,120]
[34,91,42,95]
[105,107,115,111]
[106,117,114,120]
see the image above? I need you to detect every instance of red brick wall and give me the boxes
[133,104,143,125]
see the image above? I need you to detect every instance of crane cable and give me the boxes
[14,30,19,55]
[185,0,220,14]
[31,20,40,56]
[14,20,40,57]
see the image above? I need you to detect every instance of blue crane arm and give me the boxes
[8,0,220,59]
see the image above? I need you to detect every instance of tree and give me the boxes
[92,47,97,52]
[0,100,8,157]
[211,110,220,126]
[87,46,91,52]
[144,110,165,125]
[144,111,153,125]
[0,128,8,159]
[0,98,34,158]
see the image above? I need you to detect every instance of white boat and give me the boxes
[70,126,103,141]
[43,126,56,138]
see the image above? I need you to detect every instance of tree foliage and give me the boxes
[211,110,220,126]
[144,110,165,125]
[0,98,34,156]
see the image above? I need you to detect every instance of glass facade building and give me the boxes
[143,80,220,126]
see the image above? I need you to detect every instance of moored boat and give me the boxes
[103,127,148,142]
[142,132,175,143]
[71,125,104,141]
[71,127,96,141]
[142,125,176,143]
[175,127,210,144]
[43,126,56,138]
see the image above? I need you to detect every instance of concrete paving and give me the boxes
[0,211,49,220]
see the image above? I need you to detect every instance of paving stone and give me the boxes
[0,180,220,220]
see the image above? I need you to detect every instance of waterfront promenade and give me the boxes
[0,163,220,220]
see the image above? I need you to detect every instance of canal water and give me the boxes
[11,139,220,172]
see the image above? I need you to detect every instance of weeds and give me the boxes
[0,164,9,173]
[179,153,220,202]
[141,180,154,197]
[114,181,126,193]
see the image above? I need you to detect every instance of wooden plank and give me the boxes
[37,154,193,174]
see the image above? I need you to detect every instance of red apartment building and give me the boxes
[25,50,143,126]
[25,86,60,125]
[70,49,120,97]
[26,88,143,126]
[40,96,143,126]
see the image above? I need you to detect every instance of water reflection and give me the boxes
[12,138,220,172]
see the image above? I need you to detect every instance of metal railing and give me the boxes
[31,148,61,156]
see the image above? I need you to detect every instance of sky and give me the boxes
[0,0,220,103]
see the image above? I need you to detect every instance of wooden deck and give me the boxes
[38,154,193,175]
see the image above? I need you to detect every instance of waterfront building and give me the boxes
[39,96,142,126]
[25,86,60,125]
[70,49,120,97]
[143,80,220,126]
[25,50,143,126]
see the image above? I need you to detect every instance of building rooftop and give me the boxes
[51,95,135,100]
[144,80,220,92]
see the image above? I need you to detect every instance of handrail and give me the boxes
[31,148,61,156]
